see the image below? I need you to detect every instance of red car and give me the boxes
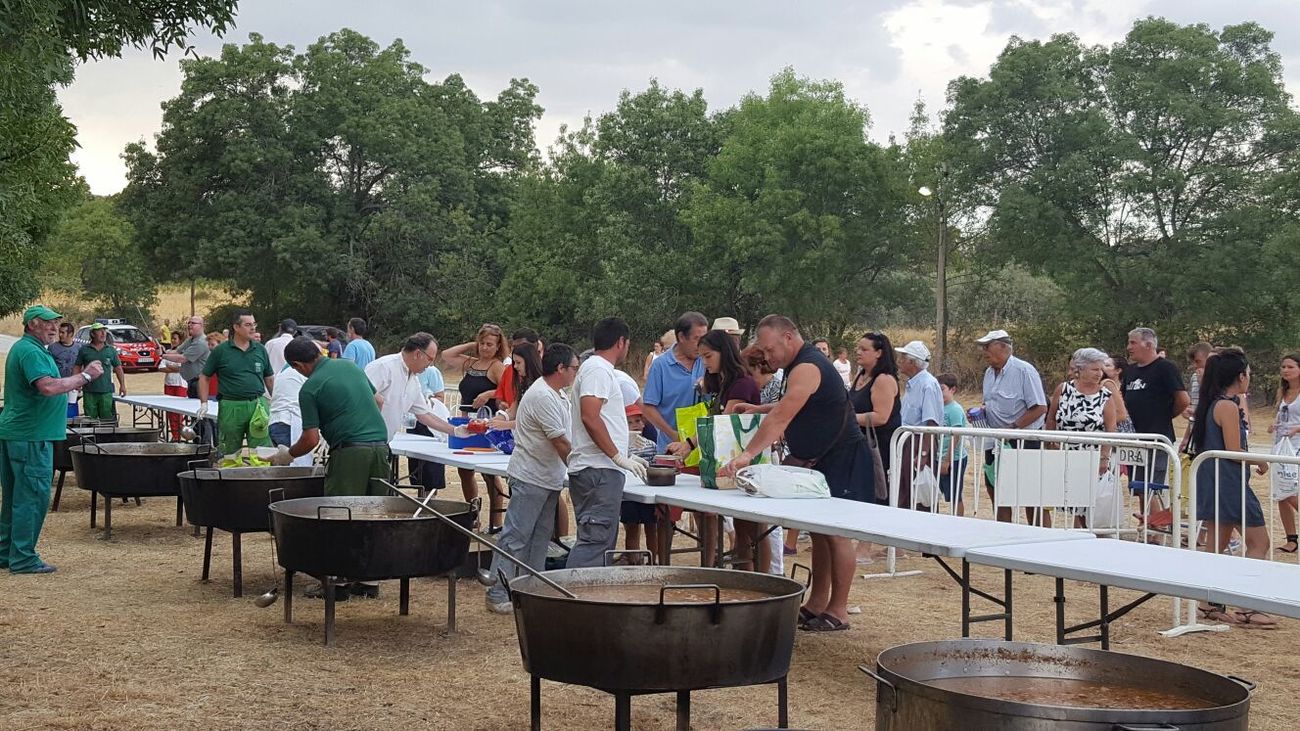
[74,320,162,373]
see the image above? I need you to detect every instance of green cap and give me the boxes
[89,322,106,331]
[22,304,62,325]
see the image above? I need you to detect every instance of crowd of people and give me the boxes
[2,304,1294,630]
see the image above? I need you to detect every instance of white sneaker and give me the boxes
[485,597,513,615]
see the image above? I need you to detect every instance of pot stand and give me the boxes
[92,493,183,540]
[529,676,789,731]
[201,527,248,598]
[281,569,459,647]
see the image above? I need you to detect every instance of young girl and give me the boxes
[1190,349,1276,627]
[1268,353,1300,554]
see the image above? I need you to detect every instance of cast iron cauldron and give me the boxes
[178,466,325,597]
[864,640,1253,730]
[270,496,474,645]
[51,426,159,511]
[70,442,214,538]
[509,565,805,730]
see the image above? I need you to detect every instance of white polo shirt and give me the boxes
[364,353,433,439]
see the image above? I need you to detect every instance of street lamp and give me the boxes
[918,168,949,370]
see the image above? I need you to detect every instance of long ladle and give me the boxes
[380,480,577,599]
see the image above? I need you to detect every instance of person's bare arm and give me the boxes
[549,435,572,464]
[641,403,677,442]
[198,375,210,402]
[580,395,619,458]
[263,376,274,397]
[1172,390,1191,419]
[439,342,478,372]
[719,363,820,476]
[1015,404,1047,429]
[1045,382,1063,433]
[35,362,104,397]
[288,427,321,458]
[857,375,897,428]
[115,365,128,396]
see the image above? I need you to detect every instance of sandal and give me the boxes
[1278,540,1298,554]
[801,613,850,632]
[1231,609,1278,629]
[1198,603,1239,624]
[797,606,818,627]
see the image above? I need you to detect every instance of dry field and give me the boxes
[1,327,1299,729]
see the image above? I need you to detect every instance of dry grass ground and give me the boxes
[1,328,1298,729]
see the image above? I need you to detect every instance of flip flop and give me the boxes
[1231,610,1278,629]
[1198,604,1238,624]
[801,613,850,632]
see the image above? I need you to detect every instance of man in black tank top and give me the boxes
[721,315,872,632]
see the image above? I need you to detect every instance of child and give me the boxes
[619,404,659,562]
[937,373,969,516]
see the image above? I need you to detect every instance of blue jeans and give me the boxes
[487,477,560,604]
[269,422,292,447]
[565,468,625,568]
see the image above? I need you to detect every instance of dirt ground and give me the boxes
[1,373,1299,730]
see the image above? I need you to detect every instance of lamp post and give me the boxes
[918,164,950,370]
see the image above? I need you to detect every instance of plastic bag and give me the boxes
[1089,469,1122,530]
[698,413,766,489]
[249,398,270,441]
[1271,438,1299,500]
[674,402,709,467]
[911,466,939,508]
[735,464,831,499]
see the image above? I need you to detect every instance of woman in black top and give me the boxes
[442,324,510,532]
[849,332,901,480]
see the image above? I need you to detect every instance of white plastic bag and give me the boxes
[735,464,831,499]
[1271,438,1299,500]
[911,466,939,508]
[1088,469,1122,530]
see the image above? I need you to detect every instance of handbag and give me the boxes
[864,425,889,502]
[698,413,766,489]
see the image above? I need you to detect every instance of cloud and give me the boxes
[58,0,1300,194]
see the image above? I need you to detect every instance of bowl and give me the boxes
[645,466,677,486]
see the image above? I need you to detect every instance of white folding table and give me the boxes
[964,538,1300,647]
[115,394,217,440]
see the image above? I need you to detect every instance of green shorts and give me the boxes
[216,397,271,457]
[325,445,391,497]
[82,392,115,421]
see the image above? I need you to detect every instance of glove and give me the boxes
[614,453,649,482]
[195,402,209,419]
[452,425,472,439]
[269,446,293,466]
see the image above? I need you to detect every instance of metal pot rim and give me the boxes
[511,566,805,605]
[269,495,473,521]
[873,640,1250,721]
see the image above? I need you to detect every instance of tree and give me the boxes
[0,0,238,317]
[945,19,1300,348]
[45,196,157,317]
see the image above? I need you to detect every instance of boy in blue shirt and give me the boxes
[937,373,968,516]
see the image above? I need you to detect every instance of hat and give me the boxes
[22,304,61,325]
[897,340,931,363]
[625,403,643,417]
[711,316,744,336]
[89,322,106,331]
[976,329,1013,345]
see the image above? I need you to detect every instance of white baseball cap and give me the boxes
[976,329,1013,345]
[897,340,931,363]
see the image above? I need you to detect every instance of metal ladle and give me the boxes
[380,480,577,599]
[254,487,287,608]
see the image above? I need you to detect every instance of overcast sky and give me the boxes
[60,0,1300,195]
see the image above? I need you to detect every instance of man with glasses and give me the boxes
[486,343,578,614]
[199,310,274,465]
[361,332,458,443]
[161,316,210,399]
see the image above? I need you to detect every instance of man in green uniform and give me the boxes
[1,305,105,573]
[74,322,126,420]
[198,310,274,465]
[274,336,391,600]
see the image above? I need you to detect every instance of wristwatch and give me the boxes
[81,372,93,383]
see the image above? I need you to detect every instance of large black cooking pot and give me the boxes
[51,425,159,512]
[865,640,1253,730]
[70,442,214,538]
[178,466,325,597]
[179,466,325,534]
[510,566,803,692]
[270,496,474,581]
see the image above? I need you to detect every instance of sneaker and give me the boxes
[350,583,380,599]
[1226,538,1242,555]
[485,597,513,615]
[11,563,56,574]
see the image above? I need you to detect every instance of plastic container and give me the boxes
[449,417,492,449]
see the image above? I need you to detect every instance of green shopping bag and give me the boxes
[674,402,710,467]
[697,413,766,489]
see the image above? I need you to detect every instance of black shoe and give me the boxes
[487,525,504,535]
[304,583,350,602]
[349,583,379,599]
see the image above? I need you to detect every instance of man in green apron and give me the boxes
[1,305,105,573]
[74,322,126,420]
[273,336,391,600]
[198,310,273,465]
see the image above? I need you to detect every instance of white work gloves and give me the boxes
[614,454,649,481]
[269,445,293,466]
[195,402,209,419]
[452,425,472,439]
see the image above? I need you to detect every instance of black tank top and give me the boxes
[784,343,861,460]
[850,372,901,470]
[458,363,499,414]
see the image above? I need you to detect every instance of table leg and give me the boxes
[1003,568,1013,641]
[1100,584,1110,650]
[1055,577,1066,645]
[961,559,971,638]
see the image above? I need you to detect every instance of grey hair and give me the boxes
[1128,327,1158,347]
[1071,347,1109,373]
[901,352,929,368]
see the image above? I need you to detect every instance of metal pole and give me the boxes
[936,198,946,371]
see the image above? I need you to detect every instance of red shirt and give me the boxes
[497,371,516,410]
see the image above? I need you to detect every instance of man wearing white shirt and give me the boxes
[485,344,579,613]
[265,319,297,377]
[565,318,648,568]
[363,333,457,441]
[268,366,314,467]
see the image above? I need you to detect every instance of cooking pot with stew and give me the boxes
[864,640,1253,730]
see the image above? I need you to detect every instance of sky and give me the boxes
[59,0,1300,195]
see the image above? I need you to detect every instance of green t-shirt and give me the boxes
[75,343,121,394]
[0,333,65,442]
[202,339,273,400]
[298,358,388,446]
